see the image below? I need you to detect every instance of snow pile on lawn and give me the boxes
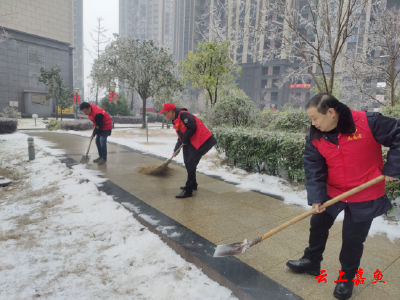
[0,133,237,300]
[63,128,400,240]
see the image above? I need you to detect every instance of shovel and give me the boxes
[79,135,94,164]
[214,175,385,257]
[138,144,183,175]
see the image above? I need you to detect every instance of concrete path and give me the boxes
[27,131,400,300]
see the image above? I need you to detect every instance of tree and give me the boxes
[344,5,400,107]
[85,17,110,105]
[153,88,185,128]
[199,0,371,95]
[179,40,241,106]
[0,13,17,46]
[311,76,342,99]
[93,36,183,128]
[38,65,73,121]
[99,92,132,116]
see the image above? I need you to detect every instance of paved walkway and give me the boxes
[27,131,400,300]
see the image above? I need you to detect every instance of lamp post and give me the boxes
[271,104,275,113]
[109,85,117,129]
[73,88,80,119]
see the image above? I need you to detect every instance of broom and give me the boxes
[139,144,183,175]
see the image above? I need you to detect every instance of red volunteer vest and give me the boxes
[312,110,385,203]
[88,104,112,130]
[173,111,212,150]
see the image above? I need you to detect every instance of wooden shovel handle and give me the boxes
[166,144,184,164]
[260,175,385,243]
[86,135,94,156]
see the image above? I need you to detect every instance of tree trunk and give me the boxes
[95,86,99,105]
[141,97,146,129]
[55,98,59,120]
[130,92,134,110]
[162,114,165,129]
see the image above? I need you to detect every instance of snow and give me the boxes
[61,127,400,240]
[0,132,237,300]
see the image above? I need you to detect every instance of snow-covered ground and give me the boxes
[59,127,400,241]
[0,132,237,300]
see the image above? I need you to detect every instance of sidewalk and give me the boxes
[27,132,400,300]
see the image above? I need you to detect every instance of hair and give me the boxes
[79,102,91,110]
[306,93,355,140]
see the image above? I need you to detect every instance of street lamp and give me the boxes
[73,88,80,119]
[109,85,117,129]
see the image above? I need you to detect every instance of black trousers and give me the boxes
[303,206,373,279]
[182,146,203,191]
[182,137,216,191]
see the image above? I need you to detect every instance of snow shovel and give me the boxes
[213,175,385,257]
[79,135,94,164]
[138,144,184,175]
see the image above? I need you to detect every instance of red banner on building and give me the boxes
[289,84,311,89]
[140,108,156,115]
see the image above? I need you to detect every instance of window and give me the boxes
[271,92,278,101]
[272,79,279,87]
[245,68,252,75]
[261,79,268,88]
[32,94,49,106]
[245,79,252,87]
[262,67,268,76]
[272,66,280,75]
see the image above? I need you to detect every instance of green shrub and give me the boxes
[269,108,310,133]
[3,107,21,119]
[203,95,259,128]
[146,112,163,123]
[258,109,276,129]
[380,105,400,120]
[382,148,400,203]
[212,126,306,181]
[99,93,132,116]
[0,117,18,134]
[46,120,60,131]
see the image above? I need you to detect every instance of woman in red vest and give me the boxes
[80,102,113,165]
[286,94,399,300]
[159,103,217,198]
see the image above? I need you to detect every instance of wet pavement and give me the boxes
[26,131,400,300]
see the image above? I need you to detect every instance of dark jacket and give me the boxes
[304,112,400,205]
[173,108,217,154]
[92,114,112,137]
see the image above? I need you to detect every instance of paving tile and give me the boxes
[201,181,238,194]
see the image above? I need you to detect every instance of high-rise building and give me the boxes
[119,0,174,51]
[73,0,84,98]
[0,0,75,117]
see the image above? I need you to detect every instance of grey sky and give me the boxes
[83,0,119,97]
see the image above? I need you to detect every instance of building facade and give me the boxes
[0,0,74,117]
[119,0,174,52]
[73,0,84,98]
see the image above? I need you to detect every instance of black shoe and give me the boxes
[333,280,353,300]
[180,185,197,190]
[176,189,192,198]
[93,157,101,163]
[97,158,107,165]
[286,258,321,276]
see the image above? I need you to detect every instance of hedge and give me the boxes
[59,120,93,131]
[213,126,400,202]
[212,126,306,182]
[0,118,18,134]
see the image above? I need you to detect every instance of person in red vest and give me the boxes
[80,102,113,165]
[159,103,217,198]
[286,94,400,300]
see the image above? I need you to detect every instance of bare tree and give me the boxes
[85,17,110,105]
[344,4,400,107]
[199,0,374,96]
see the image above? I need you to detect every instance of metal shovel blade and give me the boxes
[79,155,90,164]
[213,239,251,257]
